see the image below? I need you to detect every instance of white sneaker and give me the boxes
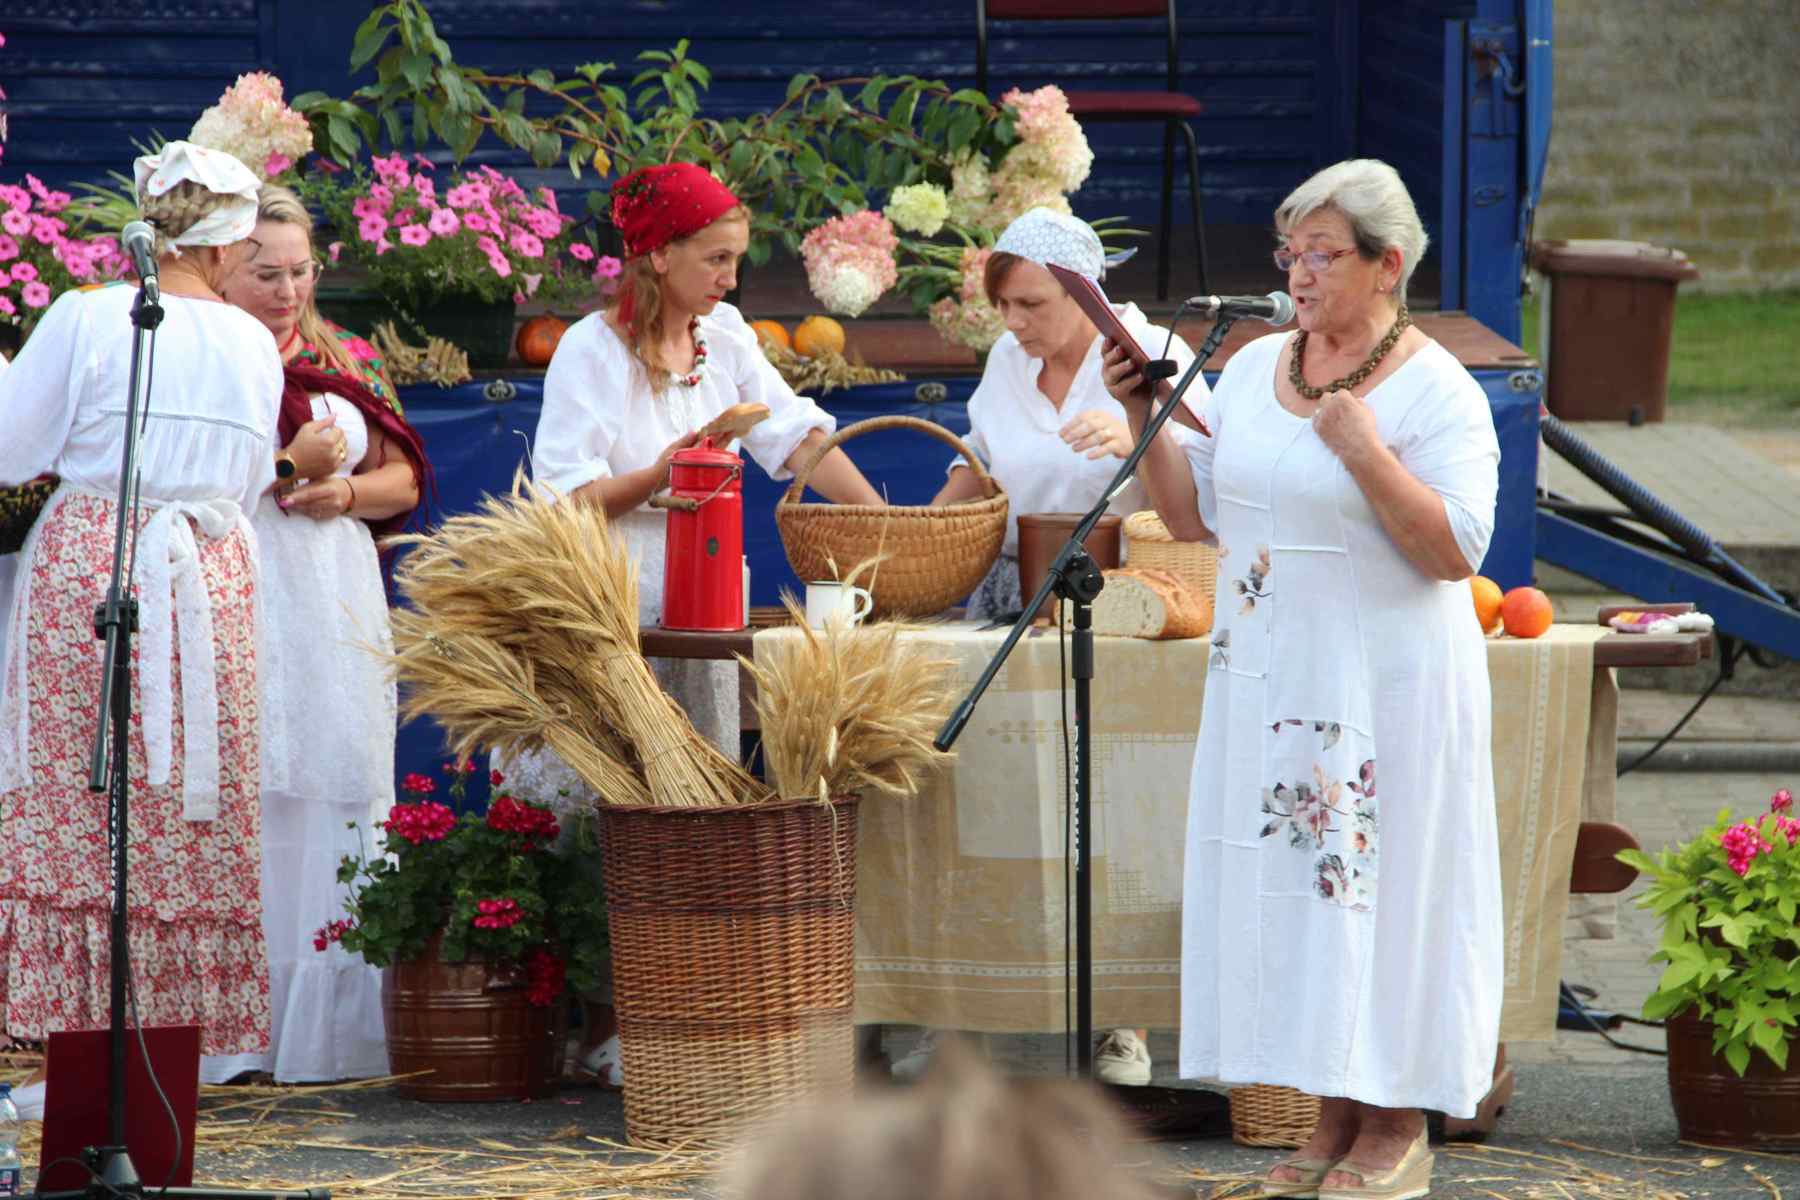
[889,1028,943,1082]
[579,1034,623,1087]
[1094,1029,1152,1086]
[10,1080,44,1120]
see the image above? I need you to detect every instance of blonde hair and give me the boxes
[604,204,750,384]
[1275,158,1429,300]
[137,180,234,259]
[245,183,361,379]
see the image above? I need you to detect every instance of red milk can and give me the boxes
[654,437,744,631]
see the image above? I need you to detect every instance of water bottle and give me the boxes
[0,1083,19,1197]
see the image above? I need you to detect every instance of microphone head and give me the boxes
[1267,291,1296,325]
[121,220,156,252]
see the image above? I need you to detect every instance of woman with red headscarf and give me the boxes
[522,164,881,1082]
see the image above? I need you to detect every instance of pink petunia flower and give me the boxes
[0,295,16,316]
[397,223,431,247]
[413,153,435,172]
[568,242,593,262]
[0,235,17,262]
[263,151,293,178]
[327,241,343,264]
[11,261,37,283]
[368,183,394,208]
[21,280,51,308]
[1,211,29,237]
[357,214,389,243]
[509,230,544,258]
[351,196,385,221]
[594,255,622,280]
[1773,788,1793,813]
[461,211,493,234]
[426,208,460,237]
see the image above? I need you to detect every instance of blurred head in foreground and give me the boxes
[725,1040,1168,1200]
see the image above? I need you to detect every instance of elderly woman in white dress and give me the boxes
[0,143,284,1117]
[521,162,883,1083]
[1104,158,1501,1200]
[933,208,1208,623]
[198,183,430,1086]
[917,207,1208,1085]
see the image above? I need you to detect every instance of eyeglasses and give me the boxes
[248,261,324,289]
[1273,247,1356,273]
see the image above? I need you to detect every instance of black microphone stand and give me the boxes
[40,273,327,1200]
[935,316,1238,1078]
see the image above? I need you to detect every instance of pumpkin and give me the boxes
[515,315,569,366]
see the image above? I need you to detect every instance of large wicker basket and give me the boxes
[1122,509,1219,599]
[776,415,1007,617]
[1228,1084,1322,1148]
[599,796,860,1148]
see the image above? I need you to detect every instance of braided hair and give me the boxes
[136,178,236,258]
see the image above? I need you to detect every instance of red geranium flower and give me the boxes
[401,772,437,795]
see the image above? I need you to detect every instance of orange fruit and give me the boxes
[792,314,846,359]
[1500,586,1554,639]
[749,319,790,351]
[1469,575,1503,634]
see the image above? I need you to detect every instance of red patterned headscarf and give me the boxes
[610,163,741,259]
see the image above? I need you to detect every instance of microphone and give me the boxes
[1187,291,1295,324]
[121,220,158,282]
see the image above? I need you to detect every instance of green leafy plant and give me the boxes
[325,761,607,1006]
[1617,787,1800,1074]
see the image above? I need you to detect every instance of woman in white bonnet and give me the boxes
[0,141,284,1116]
[919,207,1208,1085]
[932,207,1210,624]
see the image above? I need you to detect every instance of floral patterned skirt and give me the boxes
[0,492,270,1054]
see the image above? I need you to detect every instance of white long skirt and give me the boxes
[202,494,393,1083]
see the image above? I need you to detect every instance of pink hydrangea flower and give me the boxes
[397,223,431,247]
[427,208,460,237]
[21,280,51,308]
[799,210,900,318]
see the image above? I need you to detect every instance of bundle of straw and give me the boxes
[739,597,960,803]
[387,473,769,808]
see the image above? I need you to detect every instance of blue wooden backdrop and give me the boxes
[0,0,1549,341]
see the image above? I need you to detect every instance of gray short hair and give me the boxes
[1276,159,1429,300]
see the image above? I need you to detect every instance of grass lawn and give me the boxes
[1521,289,1800,427]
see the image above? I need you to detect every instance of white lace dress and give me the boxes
[202,392,393,1083]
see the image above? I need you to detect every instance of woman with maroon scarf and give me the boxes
[200,184,431,1084]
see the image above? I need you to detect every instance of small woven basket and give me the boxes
[600,795,860,1149]
[776,415,1007,617]
[1228,1084,1322,1148]
[1122,509,1218,599]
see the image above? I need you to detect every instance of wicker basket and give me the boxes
[1228,1084,1322,1148]
[1122,509,1218,599]
[599,796,860,1148]
[776,415,1007,617]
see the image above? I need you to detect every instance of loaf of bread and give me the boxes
[1057,567,1213,639]
[699,401,771,444]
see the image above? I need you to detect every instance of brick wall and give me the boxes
[1534,1,1800,292]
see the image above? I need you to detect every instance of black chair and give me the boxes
[976,0,1209,300]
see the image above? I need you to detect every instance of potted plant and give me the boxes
[323,760,607,1101]
[1617,786,1800,1149]
[296,156,613,367]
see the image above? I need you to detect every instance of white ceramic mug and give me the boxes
[805,580,873,630]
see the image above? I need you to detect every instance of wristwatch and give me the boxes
[275,452,297,482]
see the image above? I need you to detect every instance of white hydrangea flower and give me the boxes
[884,182,950,237]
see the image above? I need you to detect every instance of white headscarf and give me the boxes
[994,207,1108,280]
[132,140,260,247]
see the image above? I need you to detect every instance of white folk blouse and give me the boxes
[949,303,1212,556]
[0,284,282,815]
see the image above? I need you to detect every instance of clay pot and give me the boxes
[1665,1009,1800,1150]
[1015,512,1123,621]
[382,931,562,1102]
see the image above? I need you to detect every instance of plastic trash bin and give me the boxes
[1529,239,1699,423]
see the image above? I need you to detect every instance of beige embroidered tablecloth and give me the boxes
[751,621,1611,1042]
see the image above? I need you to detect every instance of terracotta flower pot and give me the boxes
[1665,1009,1800,1150]
[381,930,562,1102]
